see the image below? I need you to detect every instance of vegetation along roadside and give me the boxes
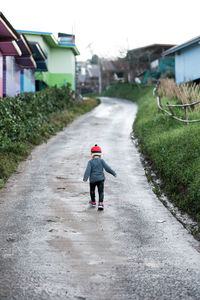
[103,82,200,236]
[0,85,98,188]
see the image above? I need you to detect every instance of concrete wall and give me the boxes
[175,44,200,84]
[49,48,74,73]
[48,48,75,89]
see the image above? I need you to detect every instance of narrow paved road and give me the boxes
[0,97,200,300]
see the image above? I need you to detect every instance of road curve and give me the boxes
[0,97,200,300]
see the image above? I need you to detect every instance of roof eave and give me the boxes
[58,43,80,55]
[35,43,47,60]
[0,12,20,40]
[17,30,58,48]
[163,37,200,56]
[18,29,80,55]
[12,40,22,56]
[17,29,53,35]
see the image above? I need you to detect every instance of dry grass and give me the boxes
[158,79,200,110]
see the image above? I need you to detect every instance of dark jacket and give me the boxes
[83,157,116,183]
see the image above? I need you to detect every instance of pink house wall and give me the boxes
[0,52,3,97]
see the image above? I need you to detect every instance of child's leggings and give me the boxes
[90,180,104,202]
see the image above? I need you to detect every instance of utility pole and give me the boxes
[98,57,102,94]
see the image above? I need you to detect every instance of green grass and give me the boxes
[104,83,200,228]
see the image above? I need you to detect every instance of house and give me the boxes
[126,44,175,82]
[16,35,37,93]
[100,59,116,91]
[0,12,37,97]
[163,36,200,84]
[86,64,100,94]
[18,30,80,91]
[77,59,127,94]
[0,12,22,97]
[77,62,100,94]
[28,41,47,90]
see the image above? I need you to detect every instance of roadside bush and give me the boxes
[0,85,74,146]
[0,85,98,185]
[103,82,151,101]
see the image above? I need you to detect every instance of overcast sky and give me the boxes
[1,0,200,60]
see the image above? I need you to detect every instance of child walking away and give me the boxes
[83,144,117,210]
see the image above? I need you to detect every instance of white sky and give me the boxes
[1,0,200,60]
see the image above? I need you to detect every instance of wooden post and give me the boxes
[166,102,174,115]
[184,106,189,125]
[157,96,162,108]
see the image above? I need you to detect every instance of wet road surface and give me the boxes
[0,97,200,299]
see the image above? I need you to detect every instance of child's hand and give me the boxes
[83,180,87,182]
[114,174,117,178]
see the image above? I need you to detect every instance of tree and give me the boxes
[90,54,99,65]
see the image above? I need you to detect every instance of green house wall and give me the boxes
[35,72,74,89]
[24,34,76,90]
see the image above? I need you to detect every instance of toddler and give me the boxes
[83,144,116,210]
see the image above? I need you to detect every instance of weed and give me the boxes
[158,79,200,110]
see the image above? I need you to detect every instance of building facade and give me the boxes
[0,12,37,97]
[0,12,79,97]
[163,36,200,84]
[18,30,80,91]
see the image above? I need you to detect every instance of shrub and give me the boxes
[0,86,98,185]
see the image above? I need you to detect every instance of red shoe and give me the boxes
[89,200,96,207]
[98,202,104,210]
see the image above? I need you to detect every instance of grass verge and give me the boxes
[104,83,200,234]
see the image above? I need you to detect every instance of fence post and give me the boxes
[184,106,189,125]
[166,102,174,115]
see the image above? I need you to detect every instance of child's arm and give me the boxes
[83,161,91,181]
[102,160,116,177]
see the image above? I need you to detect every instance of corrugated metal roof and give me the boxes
[100,60,116,72]
[130,43,175,53]
[87,65,100,77]
[163,36,200,56]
